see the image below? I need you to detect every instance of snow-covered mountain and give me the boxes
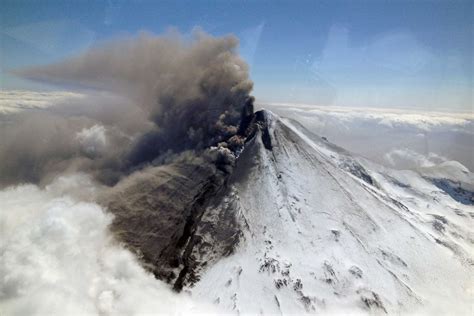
[102,109,472,315]
[185,110,473,314]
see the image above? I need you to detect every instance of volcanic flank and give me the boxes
[5,30,267,289]
[103,109,273,290]
[107,108,473,313]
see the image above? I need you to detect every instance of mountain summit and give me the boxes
[107,110,473,314]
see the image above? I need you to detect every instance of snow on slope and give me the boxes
[190,111,473,315]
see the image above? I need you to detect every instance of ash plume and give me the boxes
[3,30,255,187]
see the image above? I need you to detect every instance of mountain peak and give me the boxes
[104,110,472,314]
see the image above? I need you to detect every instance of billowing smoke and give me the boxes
[3,30,254,187]
[1,30,259,302]
[0,106,135,187]
[19,30,255,162]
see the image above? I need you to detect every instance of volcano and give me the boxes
[105,110,473,314]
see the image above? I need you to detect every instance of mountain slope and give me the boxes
[190,111,473,315]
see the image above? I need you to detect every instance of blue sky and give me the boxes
[1,0,472,111]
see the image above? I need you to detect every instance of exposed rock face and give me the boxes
[103,109,273,290]
[105,162,223,285]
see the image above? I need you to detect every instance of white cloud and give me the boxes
[264,103,473,131]
[263,103,474,171]
[0,174,218,315]
[384,148,448,169]
[76,125,108,157]
[0,90,84,114]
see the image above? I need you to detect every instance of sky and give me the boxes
[1,0,472,111]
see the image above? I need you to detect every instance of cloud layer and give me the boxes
[265,103,474,171]
[0,90,84,114]
[0,174,218,315]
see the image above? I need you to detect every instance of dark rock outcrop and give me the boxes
[103,109,273,290]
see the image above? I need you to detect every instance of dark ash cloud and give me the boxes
[2,30,255,187]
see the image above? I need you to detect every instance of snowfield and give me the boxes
[191,111,473,315]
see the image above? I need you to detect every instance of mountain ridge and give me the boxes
[189,110,473,314]
[103,109,472,314]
